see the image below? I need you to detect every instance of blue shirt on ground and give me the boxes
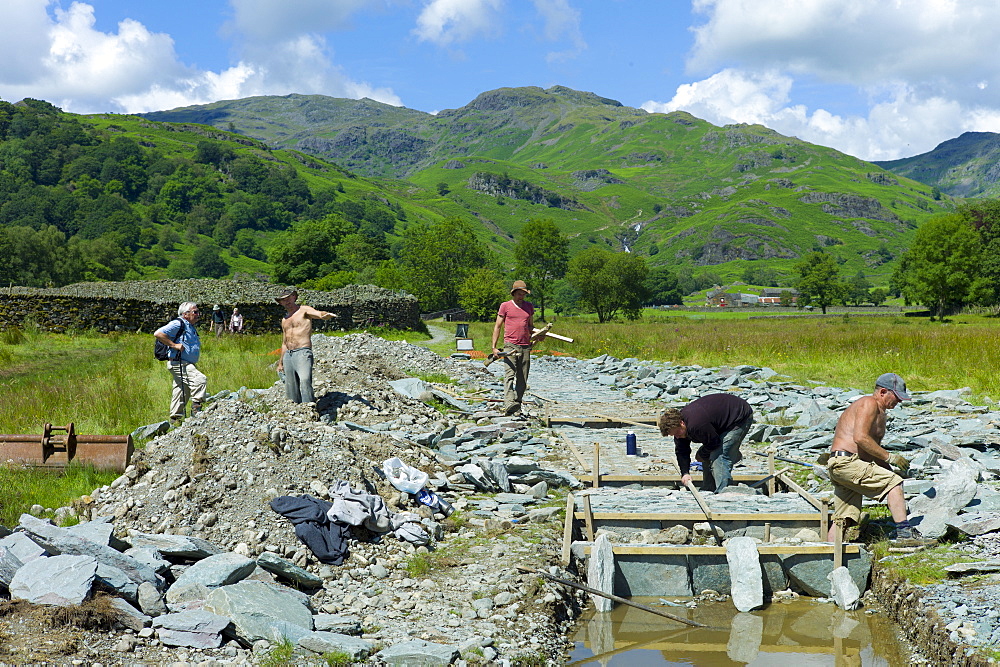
[155,318,200,363]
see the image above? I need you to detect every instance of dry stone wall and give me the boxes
[0,280,420,334]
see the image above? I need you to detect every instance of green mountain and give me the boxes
[874,131,1000,199]
[145,86,951,282]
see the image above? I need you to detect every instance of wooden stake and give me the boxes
[768,450,776,496]
[582,493,596,542]
[592,442,601,488]
[834,521,844,569]
[561,493,575,565]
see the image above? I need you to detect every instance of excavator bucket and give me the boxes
[0,423,133,472]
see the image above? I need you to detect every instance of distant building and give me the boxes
[758,288,798,305]
[706,290,760,307]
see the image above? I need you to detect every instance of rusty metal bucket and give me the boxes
[0,423,133,472]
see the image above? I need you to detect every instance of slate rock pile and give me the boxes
[0,333,585,665]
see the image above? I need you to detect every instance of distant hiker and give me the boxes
[229,307,244,334]
[491,280,547,417]
[212,304,225,338]
[154,302,207,424]
[658,393,754,493]
[275,287,336,404]
[826,373,933,545]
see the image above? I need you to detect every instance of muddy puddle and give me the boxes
[570,597,913,666]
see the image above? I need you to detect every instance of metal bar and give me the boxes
[683,480,723,546]
[516,566,706,628]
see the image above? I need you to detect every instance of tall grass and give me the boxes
[0,463,118,527]
[452,312,1000,398]
[0,328,283,435]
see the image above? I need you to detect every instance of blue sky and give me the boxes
[3,0,1000,161]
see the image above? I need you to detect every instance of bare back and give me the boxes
[831,394,887,462]
[281,305,322,350]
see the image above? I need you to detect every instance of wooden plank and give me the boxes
[775,471,824,512]
[559,433,590,471]
[577,473,771,483]
[579,544,861,556]
[574,512,822,521]
[561,493,575,565]
[593,412,661,430]
[582,494,596,541]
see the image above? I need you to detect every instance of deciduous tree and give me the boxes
[644,265,683,306]
[566,248,648,322]
[794,251,845,314]
[399,217,491,311]
[513,218,569,319]
[893,213,984,319]
[459,267,507,321]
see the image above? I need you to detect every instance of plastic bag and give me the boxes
[382,456,428,494]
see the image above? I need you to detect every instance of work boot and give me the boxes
[191,401,202,415]
[169,416,183,428]
[890,525,937,548]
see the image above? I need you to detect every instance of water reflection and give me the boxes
[571,598,910,666]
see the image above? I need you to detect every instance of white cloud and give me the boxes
[641,69,990,161]
[642,0,1000,159]
[413,0,503,45]
[0,0,401,114]
[688,0,1000,104]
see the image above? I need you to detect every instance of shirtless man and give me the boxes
[275,287,336,404]
[826,373,931,545]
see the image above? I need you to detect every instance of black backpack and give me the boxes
[154,318,185,361]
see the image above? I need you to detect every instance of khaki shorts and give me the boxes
[828,454,903,525]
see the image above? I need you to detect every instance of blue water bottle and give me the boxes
[626,431,637,456]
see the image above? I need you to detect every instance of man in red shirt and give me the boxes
[491,280,546,417]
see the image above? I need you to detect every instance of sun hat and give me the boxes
[876,372,911,401]
[510,280,530,294]
[274,287,298,303]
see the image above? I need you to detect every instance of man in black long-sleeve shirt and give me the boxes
[658,393,754,493]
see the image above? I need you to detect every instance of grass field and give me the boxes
[441,309,1000,400]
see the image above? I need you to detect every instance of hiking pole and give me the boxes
[516,566,706,628]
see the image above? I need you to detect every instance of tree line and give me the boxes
[793,201,1000,318]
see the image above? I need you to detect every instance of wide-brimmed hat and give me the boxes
[876,372,910,401]
[274,287,298,303]
[510,280,530,294]
[213,304,221,310]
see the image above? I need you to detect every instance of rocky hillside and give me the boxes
[875,131,1000,199]
[142,86,952,281]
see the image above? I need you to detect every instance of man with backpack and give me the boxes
[154,302,207,425]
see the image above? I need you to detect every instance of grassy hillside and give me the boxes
[144,86,952,284]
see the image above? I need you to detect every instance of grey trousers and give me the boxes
[502,343,531,415]
[166,361,207,419]
[283,347,315,404]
